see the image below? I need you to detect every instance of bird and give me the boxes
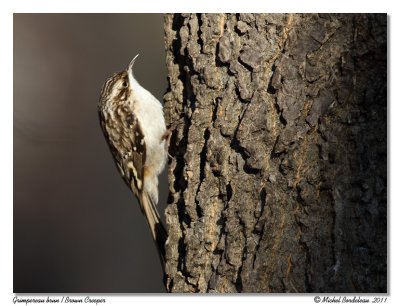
[98,55,168,264]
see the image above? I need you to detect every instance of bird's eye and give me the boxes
[122,81,128,87]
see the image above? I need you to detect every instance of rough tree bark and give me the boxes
[162,13,387,293]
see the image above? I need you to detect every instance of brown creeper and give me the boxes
[98,55,168,263]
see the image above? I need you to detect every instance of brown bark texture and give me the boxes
[162,13,387,293]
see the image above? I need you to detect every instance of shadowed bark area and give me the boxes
[163,13,387,293]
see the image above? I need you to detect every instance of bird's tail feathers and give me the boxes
[139,192,167,265]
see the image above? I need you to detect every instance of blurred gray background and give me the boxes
[14,14,168,293]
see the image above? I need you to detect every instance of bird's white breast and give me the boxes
[130,77,167,176]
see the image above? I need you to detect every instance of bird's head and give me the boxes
[99,54,139,111]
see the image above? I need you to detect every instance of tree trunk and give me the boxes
[162,13,387,293]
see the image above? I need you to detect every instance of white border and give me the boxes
[0,0,395,13]
[1,1,398,306]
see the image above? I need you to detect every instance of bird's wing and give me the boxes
[100,107,146,199]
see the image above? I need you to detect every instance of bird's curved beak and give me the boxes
[127,54,139,75]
